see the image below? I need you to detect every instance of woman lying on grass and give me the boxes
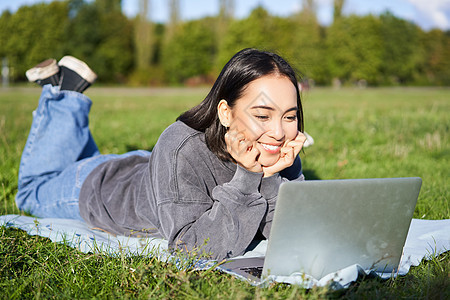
[16,48,307,260]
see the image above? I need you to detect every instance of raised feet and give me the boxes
[25,56,97,93]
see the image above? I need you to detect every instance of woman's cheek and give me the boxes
[286,125,299,141]
[236,122,263,143]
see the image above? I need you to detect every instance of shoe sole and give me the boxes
[58,56,97,83]
[25,59,59,82]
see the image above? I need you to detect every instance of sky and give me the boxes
[0,0,449,31]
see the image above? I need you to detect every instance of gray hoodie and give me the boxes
[79,121,304,260]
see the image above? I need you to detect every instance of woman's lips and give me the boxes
[259,142,282,154]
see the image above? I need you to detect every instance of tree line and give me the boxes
[0,0,449,86]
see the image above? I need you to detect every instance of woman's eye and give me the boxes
[255,115,269,120]
[285,115,297,121]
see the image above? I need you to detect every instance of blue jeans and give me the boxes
[16,85,150,220]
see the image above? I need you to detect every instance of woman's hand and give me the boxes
[262,131,307,177]
[225,130,263,173]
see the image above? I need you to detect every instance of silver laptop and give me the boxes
[220,177,422,282]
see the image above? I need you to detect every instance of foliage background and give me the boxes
[0,0,449,86]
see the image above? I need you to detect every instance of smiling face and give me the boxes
[221,75,299,167]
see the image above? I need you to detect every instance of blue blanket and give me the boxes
[1,215,449,289]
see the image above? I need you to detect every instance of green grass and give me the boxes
[1,86,449,298]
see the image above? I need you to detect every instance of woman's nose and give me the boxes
[268,120,285,141]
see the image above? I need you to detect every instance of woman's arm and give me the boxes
[150,123,304,260]
[156,157,267,260]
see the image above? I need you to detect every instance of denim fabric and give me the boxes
[16,85,150,220]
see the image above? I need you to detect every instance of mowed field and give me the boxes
[0,86,449,298]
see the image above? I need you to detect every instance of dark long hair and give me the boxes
[177,48,304,162]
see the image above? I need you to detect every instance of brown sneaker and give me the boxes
[25,58,60,86]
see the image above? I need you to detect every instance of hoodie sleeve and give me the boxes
[153,141,268,260]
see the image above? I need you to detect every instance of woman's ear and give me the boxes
[217,99,232,128]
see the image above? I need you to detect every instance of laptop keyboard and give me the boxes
[241,266,263,278]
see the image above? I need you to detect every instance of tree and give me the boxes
[421,29,450,85]
[379,12,424,85]
[134,0,153,71]
[302,0,316,21]
[217,0,234,44]
[166,0,180,40]
[219,0,234,19]
[0,11,12,59]
[0,2,69,81]
[217,6,277,69]
[287,5,327,84]
[326,15,384,85]
[161,18,216,84]
[0,0,447,86]
[217,4,327,83]
[64,0,134,82]
[93,3,134,82]
[333,0,345,21]
[95,0,122,13]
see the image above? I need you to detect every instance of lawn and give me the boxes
[0,86,449,298]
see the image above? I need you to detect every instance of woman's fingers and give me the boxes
[278,145,294,167]
[225,131,262,173]
[226,131,248,155]
[281,145,294,160]
[285,132,307,155]
[262,133,305,177]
